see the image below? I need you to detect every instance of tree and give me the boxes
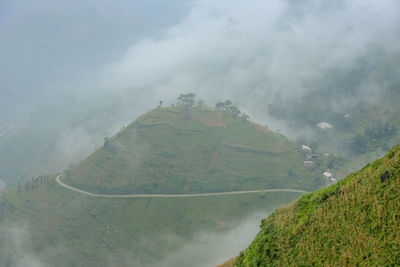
[104,137,117,154]
[215,99,245,118]
[224,99,233,108]
[229,106,241,117]
[177,93,196,107]
[241,113,250,121]
[349,134,368,154]
[327,155,345,169]
[310,142,319,152]
[215,101,225,109]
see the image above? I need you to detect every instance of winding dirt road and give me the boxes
[56,175,309,198]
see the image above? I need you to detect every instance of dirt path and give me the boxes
[56,175,309,198]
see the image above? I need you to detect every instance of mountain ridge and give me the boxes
[0,105,319,266]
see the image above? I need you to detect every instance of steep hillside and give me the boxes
[235,144,400,266]
[0,106,319,267]
[0,176,303,267]
[64,106,322,194]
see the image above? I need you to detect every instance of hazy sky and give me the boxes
[1,1,399,266]
[1,0,399,120]
[0,0,194,118]
[95,0,400,109]
[1,0,400,181]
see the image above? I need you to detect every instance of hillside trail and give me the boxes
[56,175,309,198]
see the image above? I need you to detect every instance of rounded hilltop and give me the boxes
[63,99,316,194]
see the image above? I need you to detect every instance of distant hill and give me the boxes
[267,53,400,176]
[64,106,322,194]
[234,144,400,266]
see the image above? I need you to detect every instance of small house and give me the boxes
[317,122,333,129]
[323,171,334,180]
[302,145,312,153]
[307,154,319,160]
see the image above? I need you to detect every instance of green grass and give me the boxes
[0,106,326,266]
[66,106,324,194]
[235,144,400,266]
[0,177,303,266]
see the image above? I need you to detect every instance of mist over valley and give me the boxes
[1,0,400,266]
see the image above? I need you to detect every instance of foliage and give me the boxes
[0,177,302,267]
[266,53,400,161]
[177,93,196,107]
[0,103,328,266]
[215,100,249,120]
[236,144,400,266]
[326,154,345,169]
[349,121,398,155]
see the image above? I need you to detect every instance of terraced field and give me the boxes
[0,178,304,266]
[66,107,324,194]
[0,106,324,266]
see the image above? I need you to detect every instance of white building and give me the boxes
[323,171,334,180]
[302,145,312,153]
[317,122,333,129]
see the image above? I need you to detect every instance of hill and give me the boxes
[0,181,304,266]
[266,54,400,181]
[234,144,400,266]
[63,106,323,194]
[0,105,319,266]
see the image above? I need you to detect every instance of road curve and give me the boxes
[56,175,309,198]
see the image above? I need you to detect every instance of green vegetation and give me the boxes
[0,102,322,266]
[65,104,324,194]
[0,96,127,187]
[0,176,303,267]
[268,53,400,170]
[236,144,400,266]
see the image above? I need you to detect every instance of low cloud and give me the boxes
[152,213,266,267]
[2,0,400,182]
[0,224,48,267]
[109,212,269,267]
[93,0,400,116]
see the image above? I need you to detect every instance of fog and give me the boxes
[0,224,48,267]
[1,0,400,185]
[1,212,267,267]
[134,213,266,267]
[0,0,399,266]
[0,0,193,114]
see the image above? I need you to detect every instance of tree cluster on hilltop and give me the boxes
[215,99,249,120]
[177,93,196,107]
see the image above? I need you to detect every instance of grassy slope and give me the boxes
[66,106,323,194]
[235,144,400,266]
[0,106,325,266]
[0,179,302,267]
